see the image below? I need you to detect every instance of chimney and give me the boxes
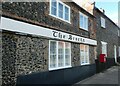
[99,8,105,14]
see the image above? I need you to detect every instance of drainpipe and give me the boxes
[114,45,120,66]
[115,57,120,66]
[115,61,120,66]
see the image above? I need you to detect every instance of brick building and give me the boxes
[93,7,120,71]
[1,0,120,85]
[1,1,97,85]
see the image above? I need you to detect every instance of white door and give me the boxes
[114,45,117,62]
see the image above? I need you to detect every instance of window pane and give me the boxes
[50,41,56,54]
[80,14,88,30]
[80,45,89,65]
[58,3,63,18]
[80,45,84,64]
[84,17,88,30]
[65,13,69,21]
[65,6,69,21]
[85,45,89,63]
[65,6,69,13]
[101,17,105,28]
[65,42,70,66]
[85,45,88,52]
[50,55,57,68]
[59,3,63,11]
[50,41,57,68]
[80,51,85,64]
[51,0,57,16]
[102,44,107,56]
[52,0,57,7]
[84,17,86,29]
[80,15,83,28]
[80,44,84,51]
[103,19,105,27]
[86,18,88,30]
[58,41,64,67]
[51,7,57,16]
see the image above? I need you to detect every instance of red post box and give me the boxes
[99,54,106,63]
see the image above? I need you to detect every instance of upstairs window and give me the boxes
[101,17,106,28]
[50,0,70,23]
[51,0,57,16]
[58,3,63,18]
[79,12,88,31]
[118,29,120,36]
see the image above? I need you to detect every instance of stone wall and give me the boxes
[15,35,48,75]
[94,8,119,58]
[0,30,2,86]
[2,31,17,85]
[71,43,80,67]
[89,46,96,64]
[2,31,48,85]
[2,2,96,40]
[2,30,96,85]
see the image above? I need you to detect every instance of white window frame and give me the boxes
[101,17,106,28]
[118,29,120,36]
[80,44,89,65]
[79,12,88,31]
[101,41,107,57]
[119,47,120,57]
[49,40,71,70]
[49,0,71,23]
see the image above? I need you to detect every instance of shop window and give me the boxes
[49,40,71,70]
[101,17,106,28]
[50,0,70,22]
[79,12,88,31]
[80,44,89,65]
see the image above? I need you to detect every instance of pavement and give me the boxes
[73,66,120,86]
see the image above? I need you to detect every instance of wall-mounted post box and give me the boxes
[99,54,106,63]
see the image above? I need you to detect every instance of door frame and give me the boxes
[114,45,117,62]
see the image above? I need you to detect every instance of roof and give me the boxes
[71,0,95,18]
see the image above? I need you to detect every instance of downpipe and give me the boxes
[115,58,120,66]
[115,62,120,66]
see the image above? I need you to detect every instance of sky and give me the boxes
[95,0,119,25]
[73,0,119,25]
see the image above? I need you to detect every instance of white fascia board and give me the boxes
[1,17,97,46]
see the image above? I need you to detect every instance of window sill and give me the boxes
[49,14,71,24]
[81,63,90,66]
[49,66,72,71]
[101,26,106,29]
[79,27,89,32]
